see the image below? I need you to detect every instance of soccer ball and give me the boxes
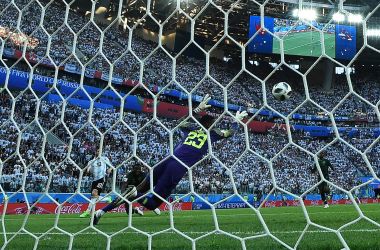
[272,82,292,101]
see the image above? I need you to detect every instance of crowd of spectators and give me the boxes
[1,0,379,119]
[0,0,379,198]
[0,89,378,197]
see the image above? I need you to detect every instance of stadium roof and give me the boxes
[79,0,380,63]
[116,0,378,39]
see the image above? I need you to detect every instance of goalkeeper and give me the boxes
[93,95,248,224]
[311,151,334,208]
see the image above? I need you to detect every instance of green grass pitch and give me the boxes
[273,31,336,58]
[1,204,379,249]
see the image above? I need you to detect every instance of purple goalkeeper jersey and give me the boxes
[173,127,225,167]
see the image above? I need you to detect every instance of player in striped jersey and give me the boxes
[80,151,112,218]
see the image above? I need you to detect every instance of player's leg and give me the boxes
[124,178,151,214]
[98,195,112,203]
[319,182,329,208]
[101,160,167,211]
[137,159,187,210]
[122,181,156,216]
[153,208,161,215]
[98,158,184,220]
[96,185,138,216]
[125,183,160,216]
[93,161,167,224]
[133,206,144,216]
[320,189,328,208]
[115,173,165,215]
[355,196,361,204]
[81,189,99,218]
[93,184,137,225]
[81,179,103,218]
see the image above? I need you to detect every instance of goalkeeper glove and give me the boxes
[235,110,248,122]
[231,110,248,131]
[194,94,211,113]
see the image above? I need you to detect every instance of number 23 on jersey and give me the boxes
[184,130,208,149]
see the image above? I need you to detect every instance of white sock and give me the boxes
[154,208,161,215]
[87,197,98,212]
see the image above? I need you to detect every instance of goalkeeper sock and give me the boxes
[102,191,144,213]
[139,196,161,210]
[102,202,118,213]
[87,197,98,212]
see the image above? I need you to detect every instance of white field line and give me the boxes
[1,229,380,236]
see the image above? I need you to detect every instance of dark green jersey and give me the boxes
[312,158,333,180]
[126,170,145,186]
[121,170,146,191]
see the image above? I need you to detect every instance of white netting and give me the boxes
[0,0,379,249]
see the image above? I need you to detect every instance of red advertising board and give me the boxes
[0,202,193,215]
[13,50,22,59]
[247,120,275,133]
[94,70,102,79]
[157,102,188,119]
[1,199,378,215]
[141,99,189,119]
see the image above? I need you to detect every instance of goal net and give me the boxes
[0,0,379,249]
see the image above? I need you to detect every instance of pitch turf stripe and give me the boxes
[273,34,334,53]
[4,210,379,223]
[282,35,335,53]
[1,229,380,236]
[278,31,323,43]
[3,209,379,221]
[273,31,332,45]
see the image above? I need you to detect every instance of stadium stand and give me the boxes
[0,0,379,200]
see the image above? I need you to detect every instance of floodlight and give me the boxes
[332,12,345,22]
[367,29,380,37]
[348,14,362,23]
[298,9,317,21]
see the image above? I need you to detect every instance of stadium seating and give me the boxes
[0,0,379,199]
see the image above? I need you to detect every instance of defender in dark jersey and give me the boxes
[121,166,146,191]
[311,151,334,208]
[92,95,247,224]
[122,165,145,215]
[121,165,161,216]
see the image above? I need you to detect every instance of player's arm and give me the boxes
[105,157,113,174]
[105,157,112,166]
[86,160,94,173]
[213,110,248,138]
[179,94,211,129]
[193,94,211,114]
[213,128,232,138]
